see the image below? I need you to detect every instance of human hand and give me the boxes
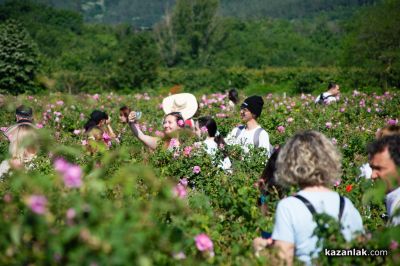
[253,237,273,257]
[128,111,137,123]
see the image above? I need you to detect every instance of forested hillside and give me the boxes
[0,0,377,27]
[0,0,398,95]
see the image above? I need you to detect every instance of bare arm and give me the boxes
[274,240,295,266]
[128,118,159,150]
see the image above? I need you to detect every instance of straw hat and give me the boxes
[162,93,198,120]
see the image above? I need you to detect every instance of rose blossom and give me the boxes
[194,233,213,252]
[193,166,201,174]
[27,195,47,215]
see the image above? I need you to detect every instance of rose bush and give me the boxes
[0,90,399,265]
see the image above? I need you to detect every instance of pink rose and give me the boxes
[54,158,69,173]
[92,94,99,100]
[193,166,201,174]
[194,233,213,252]
[36,123,44,129]
[73,129,81,135]
[169,138,179,149]
[56,100,64,106]
[287,117,294,123]
[183,146,193,156]
[200,126,208,133]
[27,195,47,215]
[277,126,285,133]
[63,165,83,188]
[325,122,333,129]
[177,120,184,127]
[173,183,187,199]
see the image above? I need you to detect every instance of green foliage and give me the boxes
[0,19,39,94]
[341,0,400,88]
[111,33,160,90]
[0,90,399,264]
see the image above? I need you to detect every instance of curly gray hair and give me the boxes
[275,130,341,188]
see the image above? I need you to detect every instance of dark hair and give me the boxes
[368,135,400,167]
[328,82,338,90]
[119,106,131,119]
[165,112,185,128]
[198,116,226,149]
[261,148,280,187]
[16,105,33,119]
[84,110,108,132]
[228,88,239,104]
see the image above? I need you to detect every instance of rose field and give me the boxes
[0,90,399,265]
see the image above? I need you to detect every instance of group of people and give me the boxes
[1,87,399,265]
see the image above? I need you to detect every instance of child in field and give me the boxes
[193,116,232,171]
[314,82,340,105]
[84,110,117,151]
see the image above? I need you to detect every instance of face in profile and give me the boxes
[240,108,254,122]
[119,111,128,123]
[370,148,400,190]
[163,115,180,135]
[331,85,340,96]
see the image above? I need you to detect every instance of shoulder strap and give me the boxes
[339,195,345,222]
[253,128,263,148]
[235,125,245,138]
[295,194,346,222]
[293,195,316,215]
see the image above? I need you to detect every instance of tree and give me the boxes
[154,0,221,67]
[0,19,39,94]
[341,0,400,88]
[112,33,159,90]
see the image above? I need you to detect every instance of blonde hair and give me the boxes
[8,124,38,164]
[275,130,341,188]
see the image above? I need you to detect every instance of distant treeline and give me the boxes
[0,0,398,94]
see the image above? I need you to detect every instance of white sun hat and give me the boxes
[162,93,198,120]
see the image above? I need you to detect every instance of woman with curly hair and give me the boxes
[256,131,363,265]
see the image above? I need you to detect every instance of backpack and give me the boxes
[235,125,264,148]
[317,93,336,105]
[294,194,345,223]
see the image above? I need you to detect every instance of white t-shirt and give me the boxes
[202,138,232,171]
[386,187,400,226]
[272,190,363,265]
[226,125,271,155]
[314,92,337,104]
[0,160,10,180]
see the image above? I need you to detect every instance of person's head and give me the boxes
[275,131,341,189]
[163,112,184,136]
[16,105,33,123]
[84,110,108,132]
[229,88,239,104]
[9,124,38,166]
[376,125,400,139]
[240,95,264,122]
[119,106,131,123]
[195,116,217,138]
[261,147,280,186]
[327,82,340,96]
[368,135,400,188]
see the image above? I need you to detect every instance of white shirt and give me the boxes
[314,92,337,104]
[272,190,363,265]
[226,125,271,155]
[202,138,232,171]
[0,160,10,180]
[386,187,400,226]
